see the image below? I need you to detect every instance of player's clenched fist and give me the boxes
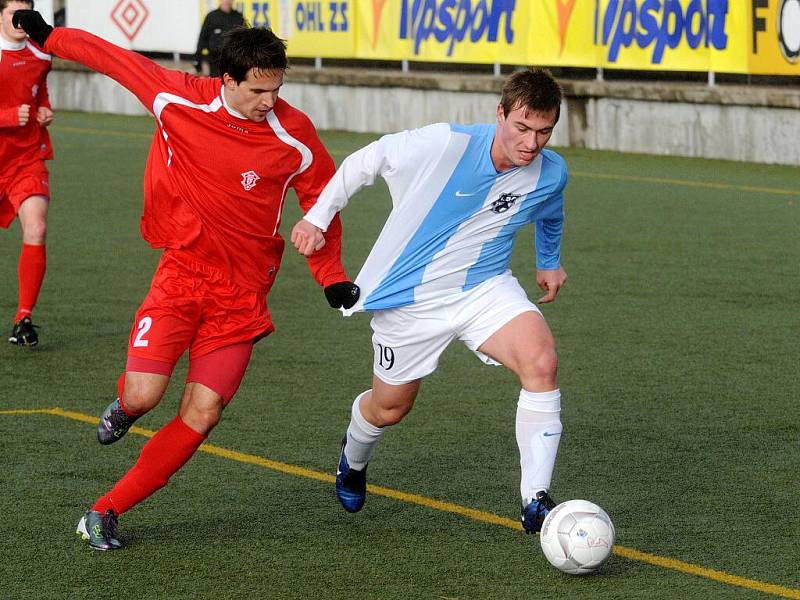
[290,219,326,256]
[324,281,360,310]
[37,106,54,126]
[536,265,567,304]
[18,104,30,126]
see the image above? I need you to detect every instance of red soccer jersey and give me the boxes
[0,37,53,172]
[45,28,347,293]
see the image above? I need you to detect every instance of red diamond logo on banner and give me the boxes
[111,0,149,42]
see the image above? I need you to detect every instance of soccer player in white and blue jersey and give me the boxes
[292,68,567,534]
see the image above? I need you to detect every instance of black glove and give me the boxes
[324,281,360,310]
[12,10,53,47]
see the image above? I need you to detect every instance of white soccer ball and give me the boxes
[539,499,615,575]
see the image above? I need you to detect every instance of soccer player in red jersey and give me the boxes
[14,10,360,550]
[0,0,54,347]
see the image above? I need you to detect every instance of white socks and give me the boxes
[516,388,562,505]
[344,390,384,470]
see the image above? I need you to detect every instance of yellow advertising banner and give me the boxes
[590,0,750,73]
[356,1,752,72]
[199,1,798,76]
[232,2,279,31]
[527,0,603,68]
[356,0,532,63]
[204,1,354,58]
[749,0,800,74]
[276,1,356,58]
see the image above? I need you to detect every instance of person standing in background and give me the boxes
[194,0,244,77]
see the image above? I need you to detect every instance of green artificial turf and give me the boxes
[0,112,797,599]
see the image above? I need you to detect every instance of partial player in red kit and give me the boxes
[14,11,360,550]
[0,0,54,347]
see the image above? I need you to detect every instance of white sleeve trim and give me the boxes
[26,41,51,61]
[303,141,383,231]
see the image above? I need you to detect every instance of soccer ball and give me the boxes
[539,499,615,575]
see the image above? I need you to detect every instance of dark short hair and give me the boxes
[500,68,563,121]
[218,26,287,83]
[0,0,34,11]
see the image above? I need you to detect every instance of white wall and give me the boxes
[65,0,200,53]
[34,0,53,23]
[584,98,800,165]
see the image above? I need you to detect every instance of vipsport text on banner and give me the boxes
[594,0,749,73]
[354,0,533,63]
[351,0,750,72]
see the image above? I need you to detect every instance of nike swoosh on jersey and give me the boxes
[454,190,476,197]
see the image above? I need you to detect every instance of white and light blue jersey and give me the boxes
[304,122,567,315]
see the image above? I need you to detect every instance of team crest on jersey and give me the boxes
[240,170,260,191]
[491,193,521,213]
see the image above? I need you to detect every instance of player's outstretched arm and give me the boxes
[11,10,52,47]
[303,141,386,232]
[16,11,195,111]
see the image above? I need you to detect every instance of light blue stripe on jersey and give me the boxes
[463,149,565,289]
[363,124,495,310]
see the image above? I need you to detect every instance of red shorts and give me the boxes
[0,161,50,229]
[127,250,274,365]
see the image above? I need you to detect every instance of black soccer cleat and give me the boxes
[9,317,38,347]
[76,509,122,551]
[97,398,139,444]
[521,490,557,534]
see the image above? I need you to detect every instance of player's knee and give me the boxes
[374,409,403,427]
[122,387,162,415]
[181,399,223,434]
[182,408,221,434]
[517,347,558,389]
[199,411,222,433]
[368,380,419,426]
[374,403,412,427]
[22,219,47,244]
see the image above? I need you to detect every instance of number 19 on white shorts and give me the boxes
[369,271,541,385]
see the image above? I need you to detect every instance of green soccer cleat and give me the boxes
[76,509,122,551]
[8,317,38,347]
[97,398,139,445]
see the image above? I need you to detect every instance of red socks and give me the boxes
[16,243,46,322]
[92,416,206,516]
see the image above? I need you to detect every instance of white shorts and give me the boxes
[369,271,542,384]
